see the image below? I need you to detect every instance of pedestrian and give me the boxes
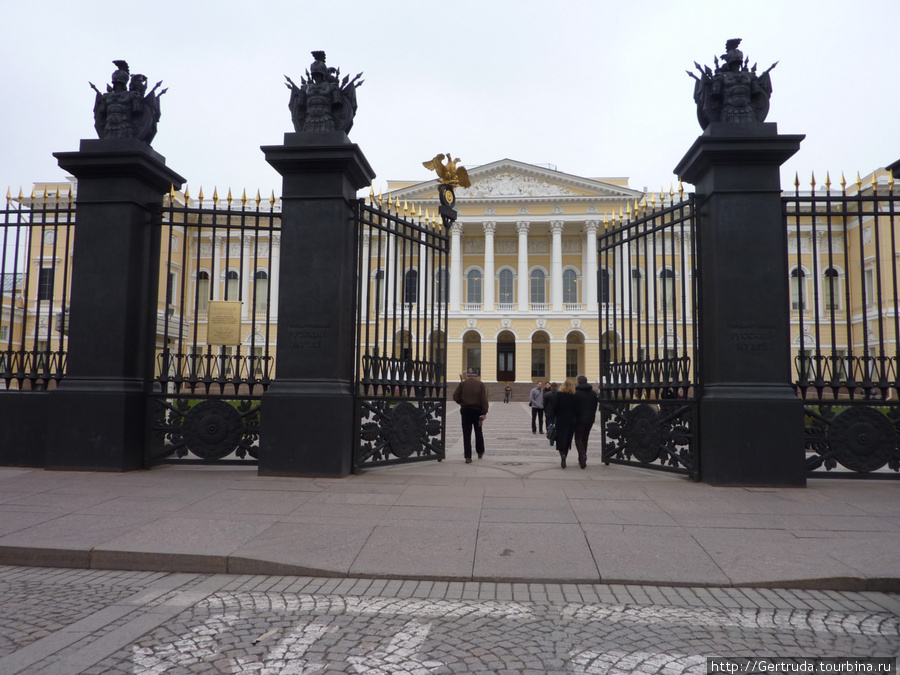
[543,382,559,447]
[573,374,598,469]
[453,368,489,464]
[504,384,511,403]
[553,379,578,469]
[529,381,545,434]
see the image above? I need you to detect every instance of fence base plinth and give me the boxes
[699,385,806,486]
[258,381,354,477]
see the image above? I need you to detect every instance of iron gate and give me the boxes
[597,193,700,478]
[148,189,279,465]
[353,194,450,470]
[786,174,900,479]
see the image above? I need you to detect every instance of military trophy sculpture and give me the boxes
[285,51,363,134]
[687,39,776,130]
[423,153,471,223]
[91,60,166,145]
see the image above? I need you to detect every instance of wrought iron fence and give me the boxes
[149,188,280,465]
[0,186,75,391]
[785,172,900,478]
[597,193,700,477]
[353,194,449,469]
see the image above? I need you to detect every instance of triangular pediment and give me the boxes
[387,159,643,201]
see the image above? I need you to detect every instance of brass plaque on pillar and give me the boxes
[207,301,242,345]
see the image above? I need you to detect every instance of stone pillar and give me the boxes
[46,139,185,471]
[449,223,462,312]
[550,220,564,310]
[481,339,498,382]
[674,123,806,486]
[259,132,375,476]
[516,221,530,311]
[584,220,599,309]
[482,221,496,312]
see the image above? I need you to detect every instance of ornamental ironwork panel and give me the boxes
[353,196,450,470]
[148,190,279,465]
[597,194,699,478]
[785,175,900,479]
[1,187,75,391]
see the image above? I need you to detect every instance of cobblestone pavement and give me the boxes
[1,566,897,674]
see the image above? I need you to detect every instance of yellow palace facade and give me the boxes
[382,159,645,391]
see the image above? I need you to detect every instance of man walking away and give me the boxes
[543,382,559,446]
[573,374,598,469]
[453,368,489,463]
[529,381,545,434]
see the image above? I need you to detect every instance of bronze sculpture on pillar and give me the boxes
[285,51,363,134]
[687,39,777,130]
[90,60,166,145]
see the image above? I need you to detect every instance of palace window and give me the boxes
[37,267,54,302]
[225,270,240,301]
[435,268,448,303]
[197,271,210,311]
[659,268,676,312]
[630,269,643,312]
[563,269,578,303]
[254,270,269,312]
[404,269,418,304]
[530,269,546,304]
[823,267,841,311]
[498,269,514,304]
[790,268,806,310]
[599,268,610,304]
[466,269,482,304]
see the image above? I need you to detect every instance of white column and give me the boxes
[417,232,428,311]
[359,232,370,318]
[270,233,281,319]
[516,221,530,312]
[584,220,599,309]
[550,220,564,311]
[241,235,252,319]
[482,221,496,312]
[449,223,462,311]
[213,235,223,300]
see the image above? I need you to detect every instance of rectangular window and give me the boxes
[0,325,8,342]
[864,268,876,306]
[37,267,54,302]
[566,348,578,378]
[531,348,546,378]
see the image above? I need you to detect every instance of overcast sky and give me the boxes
[1,0,898,199]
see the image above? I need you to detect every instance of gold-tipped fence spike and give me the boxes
[377,189,383,209]
[227,188,233,206]
[184,185,191,202]
[255,190,262,206]
[794,173,800,189]
[368,185,375,204]
[403,199,409,216]
[825,172,832,192]
[856,172,862,191]
[889,170,895,192]
[198,187,204,202]
[30,186,36,204]
[241,189,247,207]
[678,181,685,200]
[212,187,219,204]
[6,187,11,204]
[840,173,847,191]
[270,191,276,208]
[810,172,816,190]
[18,187,24,202]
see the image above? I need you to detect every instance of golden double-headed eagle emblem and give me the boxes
[422,153,471,188]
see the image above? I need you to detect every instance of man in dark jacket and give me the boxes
[543,382,559,446]
[573,374,598,469]
[453,368,489,463]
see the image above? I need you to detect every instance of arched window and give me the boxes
[404,269,418,304]
[254,270,268,313]
[824,267,841,310]
[790,268,806,310]
[563,269,578,304]
[659,269,676,311]
[374,270,386,311]
[225,270,239,301]
[498,269,514,305]
[530,269,546,304]
[599,268,610,304]
[466,269,482,304]
[197,271,210,311]
[631,269,643,312]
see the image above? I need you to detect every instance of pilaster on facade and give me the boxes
[584,220,599,310]
[449,223,463,312]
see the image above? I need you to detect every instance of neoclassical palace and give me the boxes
[383,159,644,388]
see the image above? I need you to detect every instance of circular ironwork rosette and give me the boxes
[386,401,426,459]
[623,403,666,463]
[826,407,896,472]
[181,400,243,460]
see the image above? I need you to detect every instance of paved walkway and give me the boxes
[0,400,898,590]
[1,566,898,674]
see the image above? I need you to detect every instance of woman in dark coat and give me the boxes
[553,379,578,468]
